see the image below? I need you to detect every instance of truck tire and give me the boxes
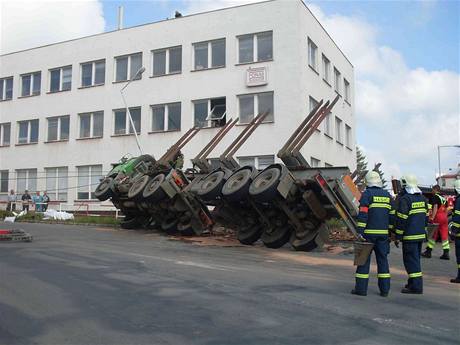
[161,217,178,234]
[237,224,263,245]
[95,177,114,201]
[143,174,166,202]
[177,220,195,236]
[261,225,292,248]
[128,175,151,200]
[249,167,281,202]
[222,168,252,202]
[120,215,142,229]
[197,171,225,200]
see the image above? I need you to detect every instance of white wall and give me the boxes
[0,0,355,204]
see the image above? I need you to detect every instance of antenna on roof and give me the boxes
[118,6,124,30]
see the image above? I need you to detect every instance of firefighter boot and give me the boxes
[421,248,432,258]
[439,249,450,260]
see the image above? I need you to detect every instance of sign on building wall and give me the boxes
[246,67,268,87]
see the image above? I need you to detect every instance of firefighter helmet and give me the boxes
[365,171,382,188]
[401,174,421,194]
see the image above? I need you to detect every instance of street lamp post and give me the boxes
[437,144,460,177]
[120,67,146,155]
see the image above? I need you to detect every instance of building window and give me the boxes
[322,54,331,84]
[334,68,341,94]
[238,92,274,124]
[49,66,72,92]
[113,107,141,135]
[345,124,352,148]
[81,60,105,87]
[16,169,37,193]
[193,39,225,70]
[311,157,320,167]
[151,102,181,132]
[21,72,41,97]
[0,123,11,146]
[308,38,318,71]
[115,53,142,82]
[79,111,104,139]
[0,77,13,101]
[193,97,226,128]
[238,31,272,64]
[335,116,343,144]
[77,165,102,200]
[238,155,274,170]
[17,119,39,144]
[325,163,333,168]
[47,115,70,142]
[344,79,351,103]
[152,46,182,76]
[324,113,332,137]
[309,96,319,112]
[45,167,68,201]
[0,170,8,192]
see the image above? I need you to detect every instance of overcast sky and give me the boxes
[1,0,459,185]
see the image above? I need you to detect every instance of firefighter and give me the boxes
[422,185,450,260]
[450,179,460,283]
[351,171,392,297]
[395,174,428,294]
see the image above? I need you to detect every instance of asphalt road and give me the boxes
[0,222,459,345]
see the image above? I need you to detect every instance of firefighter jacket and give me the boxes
[356,186,392,237]
[452,195,460,235]
[395,193,428,241]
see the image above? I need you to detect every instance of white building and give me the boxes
[0,0,355,208]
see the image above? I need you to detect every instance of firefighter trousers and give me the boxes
[355,237,390,294]
[455,237,460,279]
[428,212,449,251]
[402,241,423,292]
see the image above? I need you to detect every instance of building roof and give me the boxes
[1,0,353,66]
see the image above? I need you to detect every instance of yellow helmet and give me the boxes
[365,171,382,188]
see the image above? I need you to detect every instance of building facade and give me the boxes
[0,0,355,208]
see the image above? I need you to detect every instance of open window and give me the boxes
[194,97,226,128]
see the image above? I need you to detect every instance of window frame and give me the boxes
[15,168,37,193]
[150,102,182,133]
[80,59,106,88]
[0,170,8,193]
[344,78,351,104]
[45,166,68,201]
[192,97,226,128]
[192,38,226,71]
[46,115,70,142]
[48,65,72,93]
[114,52,143,82]
[237,155,275,170]
[20,71,41,97]
[335,116,343,144]
[322,54,331,85]
[334,67,341,95]
[324,113,333,138]
[0,122,11,147]
[310,157,321,168]
[0,77,13,101]
[345,124,352,149]
[237,91,274,124]
[151,46,182,77]
[308,37,318,71]
[76,165,103,200]
[17,119,39,145]
[112,107,141,135]
[78,111,104,139]
[237,31,273,64]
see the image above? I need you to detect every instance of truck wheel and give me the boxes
[143,174,166,202]
[95,177,114,201]
[197,171,225,200]
[177,220,195,236]
[161,217,178,234]
[237,224,263,245]
[120,215,142,229]
[249,167,281,202]
[222,168,252,202]
[128,175,151,200]
[261,225,292,248]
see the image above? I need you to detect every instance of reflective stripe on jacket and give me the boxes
[395,193,428,241]
[356,186,392,237]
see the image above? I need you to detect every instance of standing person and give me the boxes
[395,174,428,294]
[450,180,460,283]
[351,171,392,297]
[21,190,32,211]
[7,189,17,212]
[32,191,43,212]
[422,185,449,260]
[42,191,50,212]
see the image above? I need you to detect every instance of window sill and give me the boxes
[323,79,331,87]
[76,136,103,141]
[47,89,71,94]
[0,98,13,102]
[112,79,141,84]
[345,99,351,106]
[150,71,182,78]
[111,133,141,137]
[74,199,102,203]
[15,142,38,146]
[335,91,342,97]
[324,133,333,140]
[191,65,225,72]
[148,129,181,134]
[336,140,344,146]
[0,144,10,148]
[194,125,226,130]
[44,139,69,144]
[18,93,40,99]
[235,59,273,66]
[308,65,319,75]
[236,120,274,126]
[346,146,353,151]
[78,84,104,90]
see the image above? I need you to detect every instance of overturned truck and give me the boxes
[95,95,361,251]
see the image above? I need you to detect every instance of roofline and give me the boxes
[0,0,275,57]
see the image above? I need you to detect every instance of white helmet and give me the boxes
[401,174,421,194]
[365,171,382,188]
[454,179,460,194]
